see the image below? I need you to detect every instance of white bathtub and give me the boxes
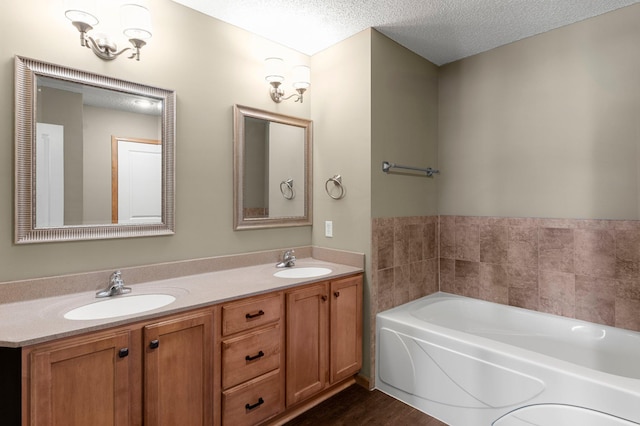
[375,292,640,425]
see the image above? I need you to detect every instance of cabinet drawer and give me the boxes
[222,293,282,336]
[222,323,281,389]
[222,369,283,426]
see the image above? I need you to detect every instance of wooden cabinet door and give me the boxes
[330,275,363,383]
[29,331,131,426]
[144,310,214,426]
[285,283,328,406]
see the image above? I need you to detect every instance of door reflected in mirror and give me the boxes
[36,77,163,227]
[234,105,312,229]
[15,56,175,243]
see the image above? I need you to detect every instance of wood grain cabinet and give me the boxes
[143,310,214,426]
[28,330,132,426]
[220,293,285,426]
[285,274,363,407]
[24,308,215,426]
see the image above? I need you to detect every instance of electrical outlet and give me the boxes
[325,221,333,238]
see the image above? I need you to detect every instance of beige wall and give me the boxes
[371,31,439,218]
[311,29,373,376]
[438,4,640,220]
[0,0,312,282]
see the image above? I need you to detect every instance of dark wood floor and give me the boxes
[284,385,448,426]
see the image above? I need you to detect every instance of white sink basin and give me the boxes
[274,267,332,279]
[64,294,176,320]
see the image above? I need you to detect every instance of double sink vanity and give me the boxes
[0,257,363,426]
[7,57,358,425]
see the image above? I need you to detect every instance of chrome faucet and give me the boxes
[96,270,132,298]
[276,250,296,268]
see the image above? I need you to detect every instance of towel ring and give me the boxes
[280,178,295,200]
[325,175,345,200]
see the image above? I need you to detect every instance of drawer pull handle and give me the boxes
[334,291,340,298]
[245,310,265,320]
[118,348,129,358]
[321,295,328,302]
[245,397,264,411]
[245,350,265,362]
[149,339,160,349]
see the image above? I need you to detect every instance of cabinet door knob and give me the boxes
[321,295,328,302]
[245,310,265,319]
[334,291,340,298]
[245,350,265,362]
[245,397,264,411]
[149,339,160,349]
[118,348,129,358]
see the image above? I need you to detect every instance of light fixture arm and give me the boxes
[269,84,307,103]
[77,29,146,61]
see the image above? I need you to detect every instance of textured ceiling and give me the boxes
[172,0,639,65]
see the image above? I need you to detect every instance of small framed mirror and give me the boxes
[233,105,312,229]
[15,56,176,243]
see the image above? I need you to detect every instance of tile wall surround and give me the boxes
[372,216,440,314]
[440,215,640,332]
[370,214,640,386]
[0,246,365,305]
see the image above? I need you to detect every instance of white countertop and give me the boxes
[0,259,362,347]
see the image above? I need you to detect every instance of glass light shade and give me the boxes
[264,57,285,84]
[64,0,99,26]
[292,65,311,89]
[121,4,152,40]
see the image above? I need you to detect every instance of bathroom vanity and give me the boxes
[0,259,363,426]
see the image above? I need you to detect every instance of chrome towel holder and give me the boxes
[382,161,440,177]
[280,178,294,200]
[325,175,346,199]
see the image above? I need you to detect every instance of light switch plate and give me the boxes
[325,221,333,237]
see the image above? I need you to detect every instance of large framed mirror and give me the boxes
[233,105,312,229]
[15,56,176,243]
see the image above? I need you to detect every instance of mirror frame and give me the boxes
[15,56,176,243]
[233,105,312,230]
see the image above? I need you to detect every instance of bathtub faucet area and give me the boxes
[96,270,132,298]
[276,250,296,268]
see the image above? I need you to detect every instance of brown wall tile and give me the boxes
[479,263,508,304]
[575,275,615,326]
[507,264,539,310]
[455,224,480,262]
[455,260,480,297]
[440,258,456,293]
[423,222,437,260]
[508,225,538,269]
[538,228,574,273]
[575,229,616,278]
[538,269,575,317]
[614,298,640,332]
[373,218,394,270]
[480,224,508,264]
[440,216,456,259]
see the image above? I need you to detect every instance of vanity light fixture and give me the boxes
[64,0,152,61]
[264,57,311,103]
